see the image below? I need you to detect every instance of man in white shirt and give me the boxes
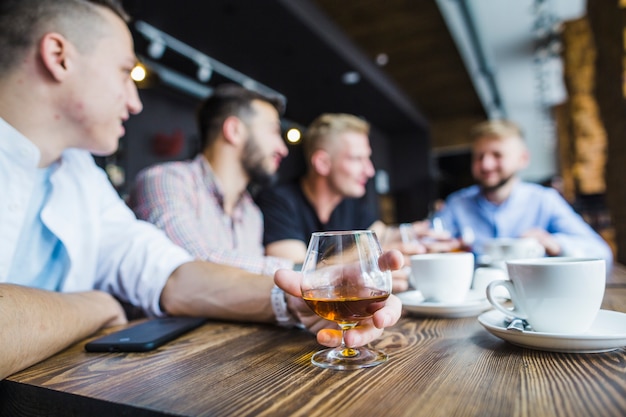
[0,0,402,379]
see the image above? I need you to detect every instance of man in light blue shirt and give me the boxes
[436,120,613,268]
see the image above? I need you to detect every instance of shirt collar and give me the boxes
[475,181,522,212]
[196,154,223,203]
[0,117,42,168]
[196,154,252,222]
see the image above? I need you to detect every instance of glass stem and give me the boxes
[339,328,359,358]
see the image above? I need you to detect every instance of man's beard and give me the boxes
[479,173,515,193]
[241,134,279,188]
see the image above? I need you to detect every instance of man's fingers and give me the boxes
[343,325,384,347]
[372,294,401,329]
[274,269,301,297]
[316,328,343,346]
[378,250,404,271]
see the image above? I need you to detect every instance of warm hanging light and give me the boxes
[131,64,147,82]
[286,128,301,144]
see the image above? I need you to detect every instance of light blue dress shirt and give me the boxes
[436,182,613,268]
[7,163,68,290]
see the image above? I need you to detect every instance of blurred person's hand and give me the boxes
[391,267,410,293]
[380,221,429,269]
[418,226,462,253]
[521,228,561,256]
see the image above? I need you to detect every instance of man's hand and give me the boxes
[274,250,404,348]
[521,228,561,256]
[90,291,128,328]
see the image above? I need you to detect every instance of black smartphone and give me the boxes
[85,317,207,352]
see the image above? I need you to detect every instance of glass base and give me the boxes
[311,346,388,370]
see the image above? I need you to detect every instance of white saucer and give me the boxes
[397,289,492,318]
[478,309,626,353]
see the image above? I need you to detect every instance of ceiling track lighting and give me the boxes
[134,20,286,105]
[195,56,213,83]
[147,38,166,59]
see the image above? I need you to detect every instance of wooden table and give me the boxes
[608,262,626,286]
[2,284,625,416]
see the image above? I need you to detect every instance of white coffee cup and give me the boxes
[410,252,474,303]
[482,237,545,267]
[472,267,509,298]
[486,258,606,334]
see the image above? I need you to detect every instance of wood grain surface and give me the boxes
[1,287,625,417]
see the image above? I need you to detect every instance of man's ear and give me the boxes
[519,147,530,170]
[311,149,332,176]
[39,32,72,81]
[222,115,246,146]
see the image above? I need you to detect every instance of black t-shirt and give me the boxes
[256,181,379,246]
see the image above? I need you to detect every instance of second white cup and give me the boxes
[486,257,605,334]
[410,252,475,303]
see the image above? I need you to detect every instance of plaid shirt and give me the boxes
[129,155,293,276]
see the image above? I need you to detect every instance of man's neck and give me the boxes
[300,175,343,224]
[0,78,65,167]
[203,150,248,216]
[481,176,519,204]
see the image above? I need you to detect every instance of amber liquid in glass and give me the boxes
[302,286,389,326]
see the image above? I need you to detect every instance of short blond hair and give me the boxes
[469,119,524,142]
[303,113,370,166]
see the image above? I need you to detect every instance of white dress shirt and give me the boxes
[0,118,193,316]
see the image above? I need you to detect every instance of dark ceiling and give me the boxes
[313,0,485,123]
[122,0,486,148]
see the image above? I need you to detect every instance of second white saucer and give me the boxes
[397,289,492,318]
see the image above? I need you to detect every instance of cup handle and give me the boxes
[486,280,527,319]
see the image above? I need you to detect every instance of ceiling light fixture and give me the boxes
[196,57,213,83]
[147,38,166,59]
[140,57,212,99]
[286,128,301,143]
[131,64,147,82]
[342,71,361,85]
[375,53,389,66]
[134,21,286,105]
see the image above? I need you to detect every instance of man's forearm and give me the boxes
[265,240,307,264]
[160,261,276,323]
[0,285,126,379]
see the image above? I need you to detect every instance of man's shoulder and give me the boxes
[256,181,307,219]
[336,195,367,210]
[524,183,574,211]
[446,185,480,202]
[62,149,106,174]
[260,181,302,199]
[136,159,197,182]
[516,181,560,198]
